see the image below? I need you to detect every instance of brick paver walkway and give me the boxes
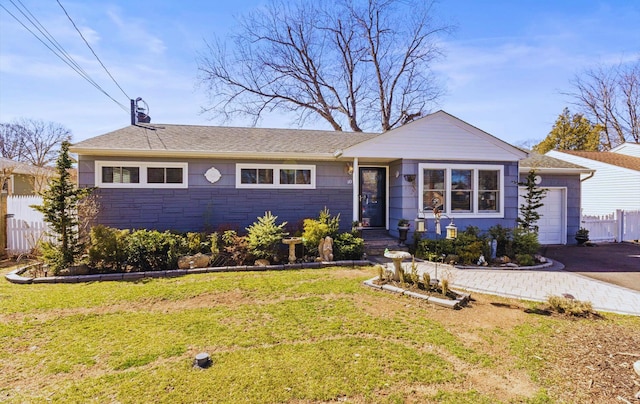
[397,260,640,316]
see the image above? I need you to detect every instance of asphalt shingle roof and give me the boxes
[520,152,589,170]
[72,124,380,155]
[560,150,640,172]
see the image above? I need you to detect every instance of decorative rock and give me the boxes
[534,254,547,263]
[254,259,270,267]
[178,253,211,269]
[634,360,640,376]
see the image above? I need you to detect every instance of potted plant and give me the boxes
[397,219,411,229]
[575,227,589,245]
[397,219,410,246]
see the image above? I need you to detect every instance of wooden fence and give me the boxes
[581,210,640,242]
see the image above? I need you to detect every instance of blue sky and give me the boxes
[0,0,638,146]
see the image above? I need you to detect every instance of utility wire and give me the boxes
[56,0,130,101]
[0,1,129,113]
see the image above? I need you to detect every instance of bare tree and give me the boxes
[0,119,71,166]
[197,0,452,132]
[567,59,639,150]
[0,123,25,160]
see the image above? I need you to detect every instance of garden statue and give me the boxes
[490,239,497,260]
[318,236,334,261]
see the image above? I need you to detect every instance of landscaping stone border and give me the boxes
[4,260,373,285]
[454,259,554,271]
[363,277,471,309]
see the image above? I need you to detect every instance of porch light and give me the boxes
[415,211,426,232]
[445,219,458,240]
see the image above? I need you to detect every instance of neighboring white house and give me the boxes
[547,145,640,216]
[610,142,640,158]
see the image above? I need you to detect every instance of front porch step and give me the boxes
[360,229,409,256]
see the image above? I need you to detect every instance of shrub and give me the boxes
[454,226,487,265]
[88,225,129,272]
[221,230,251,265]
[210,232,220,257]
[333,232,364,260]
[515,253,535,266]
[547,295,594,317]
[184,232,211,255]
[246,211,287,261]
[457,240,485,265]
[415,238,454,262]
[302,207,340,255]
[512,227,540,256]
[125,229,183,271]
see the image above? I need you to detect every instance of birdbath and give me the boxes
[282,237,303,264]
[384,250,412,281]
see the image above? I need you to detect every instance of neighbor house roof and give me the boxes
[519,152,592,174]
[71,124,380,160]
[559,150,640,172]
[0,157,56,176]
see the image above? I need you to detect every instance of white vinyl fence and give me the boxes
[581,209,640,242]
[6,195,52,255]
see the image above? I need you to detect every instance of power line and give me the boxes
[56,0,130,101]
[0,1,129,113]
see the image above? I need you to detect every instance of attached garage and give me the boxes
[519,187,566,244]
[519,153,593,245]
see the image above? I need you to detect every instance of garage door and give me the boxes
[519,187,565,245]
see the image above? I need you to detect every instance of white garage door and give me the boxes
[519,187,565,245]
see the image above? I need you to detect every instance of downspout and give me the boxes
[352,158,359,223]
[580,170,595,182]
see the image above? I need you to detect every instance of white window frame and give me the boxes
[418,163,504,218]
[95,161,188,189]
[236,163,316,189]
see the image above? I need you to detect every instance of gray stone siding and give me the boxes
[79,157,353,232]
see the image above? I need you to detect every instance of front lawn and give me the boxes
[1,265,638,403]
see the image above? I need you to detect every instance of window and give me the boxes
[419,164,503,217]
[96,161,188,188]
[478,170,500,212]
[148,167,183,184]
[101,166,140,184]
[236,164,315,189]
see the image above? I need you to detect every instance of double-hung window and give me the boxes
[236,164,315,189]
[96,161,188,188]
[419,164,503,217]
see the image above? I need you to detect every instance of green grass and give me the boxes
[2,265,633,403]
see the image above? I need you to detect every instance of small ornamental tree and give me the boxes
[33,141,93,273]
[517,169,547,233]
[246,211,287,261]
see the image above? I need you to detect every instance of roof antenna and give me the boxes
[131,97,151,125]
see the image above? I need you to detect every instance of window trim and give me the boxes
[95,161,188,188]
[235,163,316,189]
[418,163,504,218]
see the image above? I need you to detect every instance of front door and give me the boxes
[359,167,386,227]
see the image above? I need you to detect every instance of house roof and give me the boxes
[342,110,528,162]
[519,152,592,174]
[559,150,640,172]
[0,157,56,176]
[71,123,380,160]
